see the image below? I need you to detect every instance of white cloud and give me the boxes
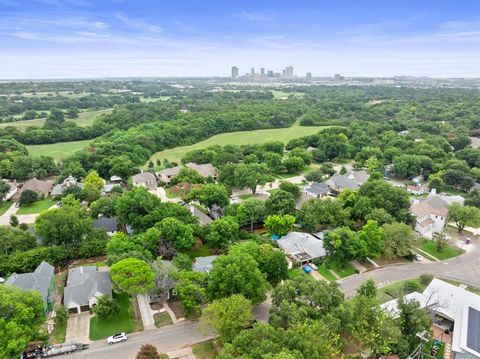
[115,14,162,33]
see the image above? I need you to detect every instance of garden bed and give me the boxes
[167,300,185,319]
[154,312,173,328]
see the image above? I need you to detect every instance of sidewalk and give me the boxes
[136,294,156,330]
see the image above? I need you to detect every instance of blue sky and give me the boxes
[0,0,479,79]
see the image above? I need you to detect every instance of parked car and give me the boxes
[15,202,21,208]
[106,333,127,345]
[56,201,63,207]
[309,263,318,271]
[303,265,312,273]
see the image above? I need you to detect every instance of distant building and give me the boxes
[157,163,217,185]
[334,73,344,80]
[251,67,255,75]
[285,66,294,78]
[260,67,265,76]
[231,66,238,79]
[306,72,312,80]
[267,70,274,77]
[132,172,157,191]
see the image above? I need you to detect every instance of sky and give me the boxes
[0,0,479,79]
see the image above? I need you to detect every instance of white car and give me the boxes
[107,332,128,345]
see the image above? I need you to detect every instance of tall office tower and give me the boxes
[267,70,274,77]
[251,67,255,75]
[282,69,286,77]
[261,67,265,76]
[334,73,344,80]
[306,72,312,80]
[231,66,238,79]
[285,65,294,78]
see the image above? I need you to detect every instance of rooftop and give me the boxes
[6,261,54,303]
[277,232,326,261]
[192,255,218,273]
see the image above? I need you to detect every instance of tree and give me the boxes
[156,217,195,251]
[115,187,162,232]
[448,203,480,233]
[323,227,362,264]
[234,163,272,194]
[381,222,416,258]
[150,259,178,303]
[110,258,155,296]
[201,294,254,343]
[106,232,152,265]
[186,183,229,211]
[433,232,449,252]
[61,193,80,207]
[79,228,108,258]
[298,198,350,232]
[283,156,305,174]
[19,189,38,204]
[229,198,265,230]
[9,214,18,227]
[264,214,295,236]
[207,252,269,304]
[172,168,205,185]
[172,253,193,271]
[365,156,382,174]
[264,152,284,173]
[90,196,118,218]
[55,305,68,326]
[357,220,384,259]
[0,179,9,200]
[205,216,239,249]
[175,271,207,317]
[357,279,377,298]
[36,206,92,246]
[83,170,104,191]
[0,285,45,359]
[92,295,119,320]
[278,181,300,199]
[265,190,296,216]
[465,189,480,207]
[0,226,36,255]
[136,344,160,359]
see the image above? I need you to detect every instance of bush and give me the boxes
[55,305,68,325]
[92,295,119,320]
[19,189,38,205]
[404,280,421,293]
[136,344,161,359]
[419,273,434,286]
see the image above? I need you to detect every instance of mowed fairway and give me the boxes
[148,123,329,165]
[26,139,92,161]
[0,108,112,131]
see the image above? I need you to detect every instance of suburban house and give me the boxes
[411,189,464,237]
[19,178,53,198]
[2,180,17,201]
[276,232,326,265]
[132,172,157,191]
[183,203,213,225]
[157,162,217,184]
[381,279,480,359]
[92,216,119,236]
[5,261,55,314]
[110,175,122,183]
[63,266,112,314]
[407,184,425,196]
[50,175,83,197]
[192,255,218,273]
[304,182,330,198]
[470,137,480,149]
[323,170,369,196]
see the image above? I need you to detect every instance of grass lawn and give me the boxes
[328,261,357,278]
[89,293,137,340]
[317,263,337,282]
[185,245,215,259]
[239,194,253,200]
[153,312,173,328]
[0,108,112,131]
[26,139,92,161]
[288,268,305,279]
[50,320,66,344]
[192,340,218,359]
[147,122,330,165]
[0,201,12,215]
[271,90,304,99]
[376,277,430,304]
[16,199,56,214]
[419,240,463,260]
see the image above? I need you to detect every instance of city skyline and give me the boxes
[0,0,479,79]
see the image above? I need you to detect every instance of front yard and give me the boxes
[17,198,56,214]
[317,263,337,282]
[418,240,463,260]
[376,276,432,304]
[89,293,139,340]
[154,312,173,328]
[192,340,218,359]
[0,201,12,215]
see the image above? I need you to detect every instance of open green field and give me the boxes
[0,108,112,131]
[271,90,304,99]
[147,123,329,165]
[26,139,92,161]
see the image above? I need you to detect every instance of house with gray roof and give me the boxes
[19,178,53,198]
[63,266,112,314]
[92,216,119,236]
[183,203,213,225]
[277,232,326,265]
[132,171,157,191]
[304,182,330,198]
[192,255,218,273]
[6,261,55,314]
[50,175,83,197]
[157,163,217,184]
[324,174,360,195]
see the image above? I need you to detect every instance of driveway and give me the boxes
[0,202,17,225]
[66,312,92,344]
[137,294,155,330]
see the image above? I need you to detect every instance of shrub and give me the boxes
[419,273,434,286]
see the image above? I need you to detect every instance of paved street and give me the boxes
[69,321,213,359]
[339,237,480,297]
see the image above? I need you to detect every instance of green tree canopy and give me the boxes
[110,258,155,296]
